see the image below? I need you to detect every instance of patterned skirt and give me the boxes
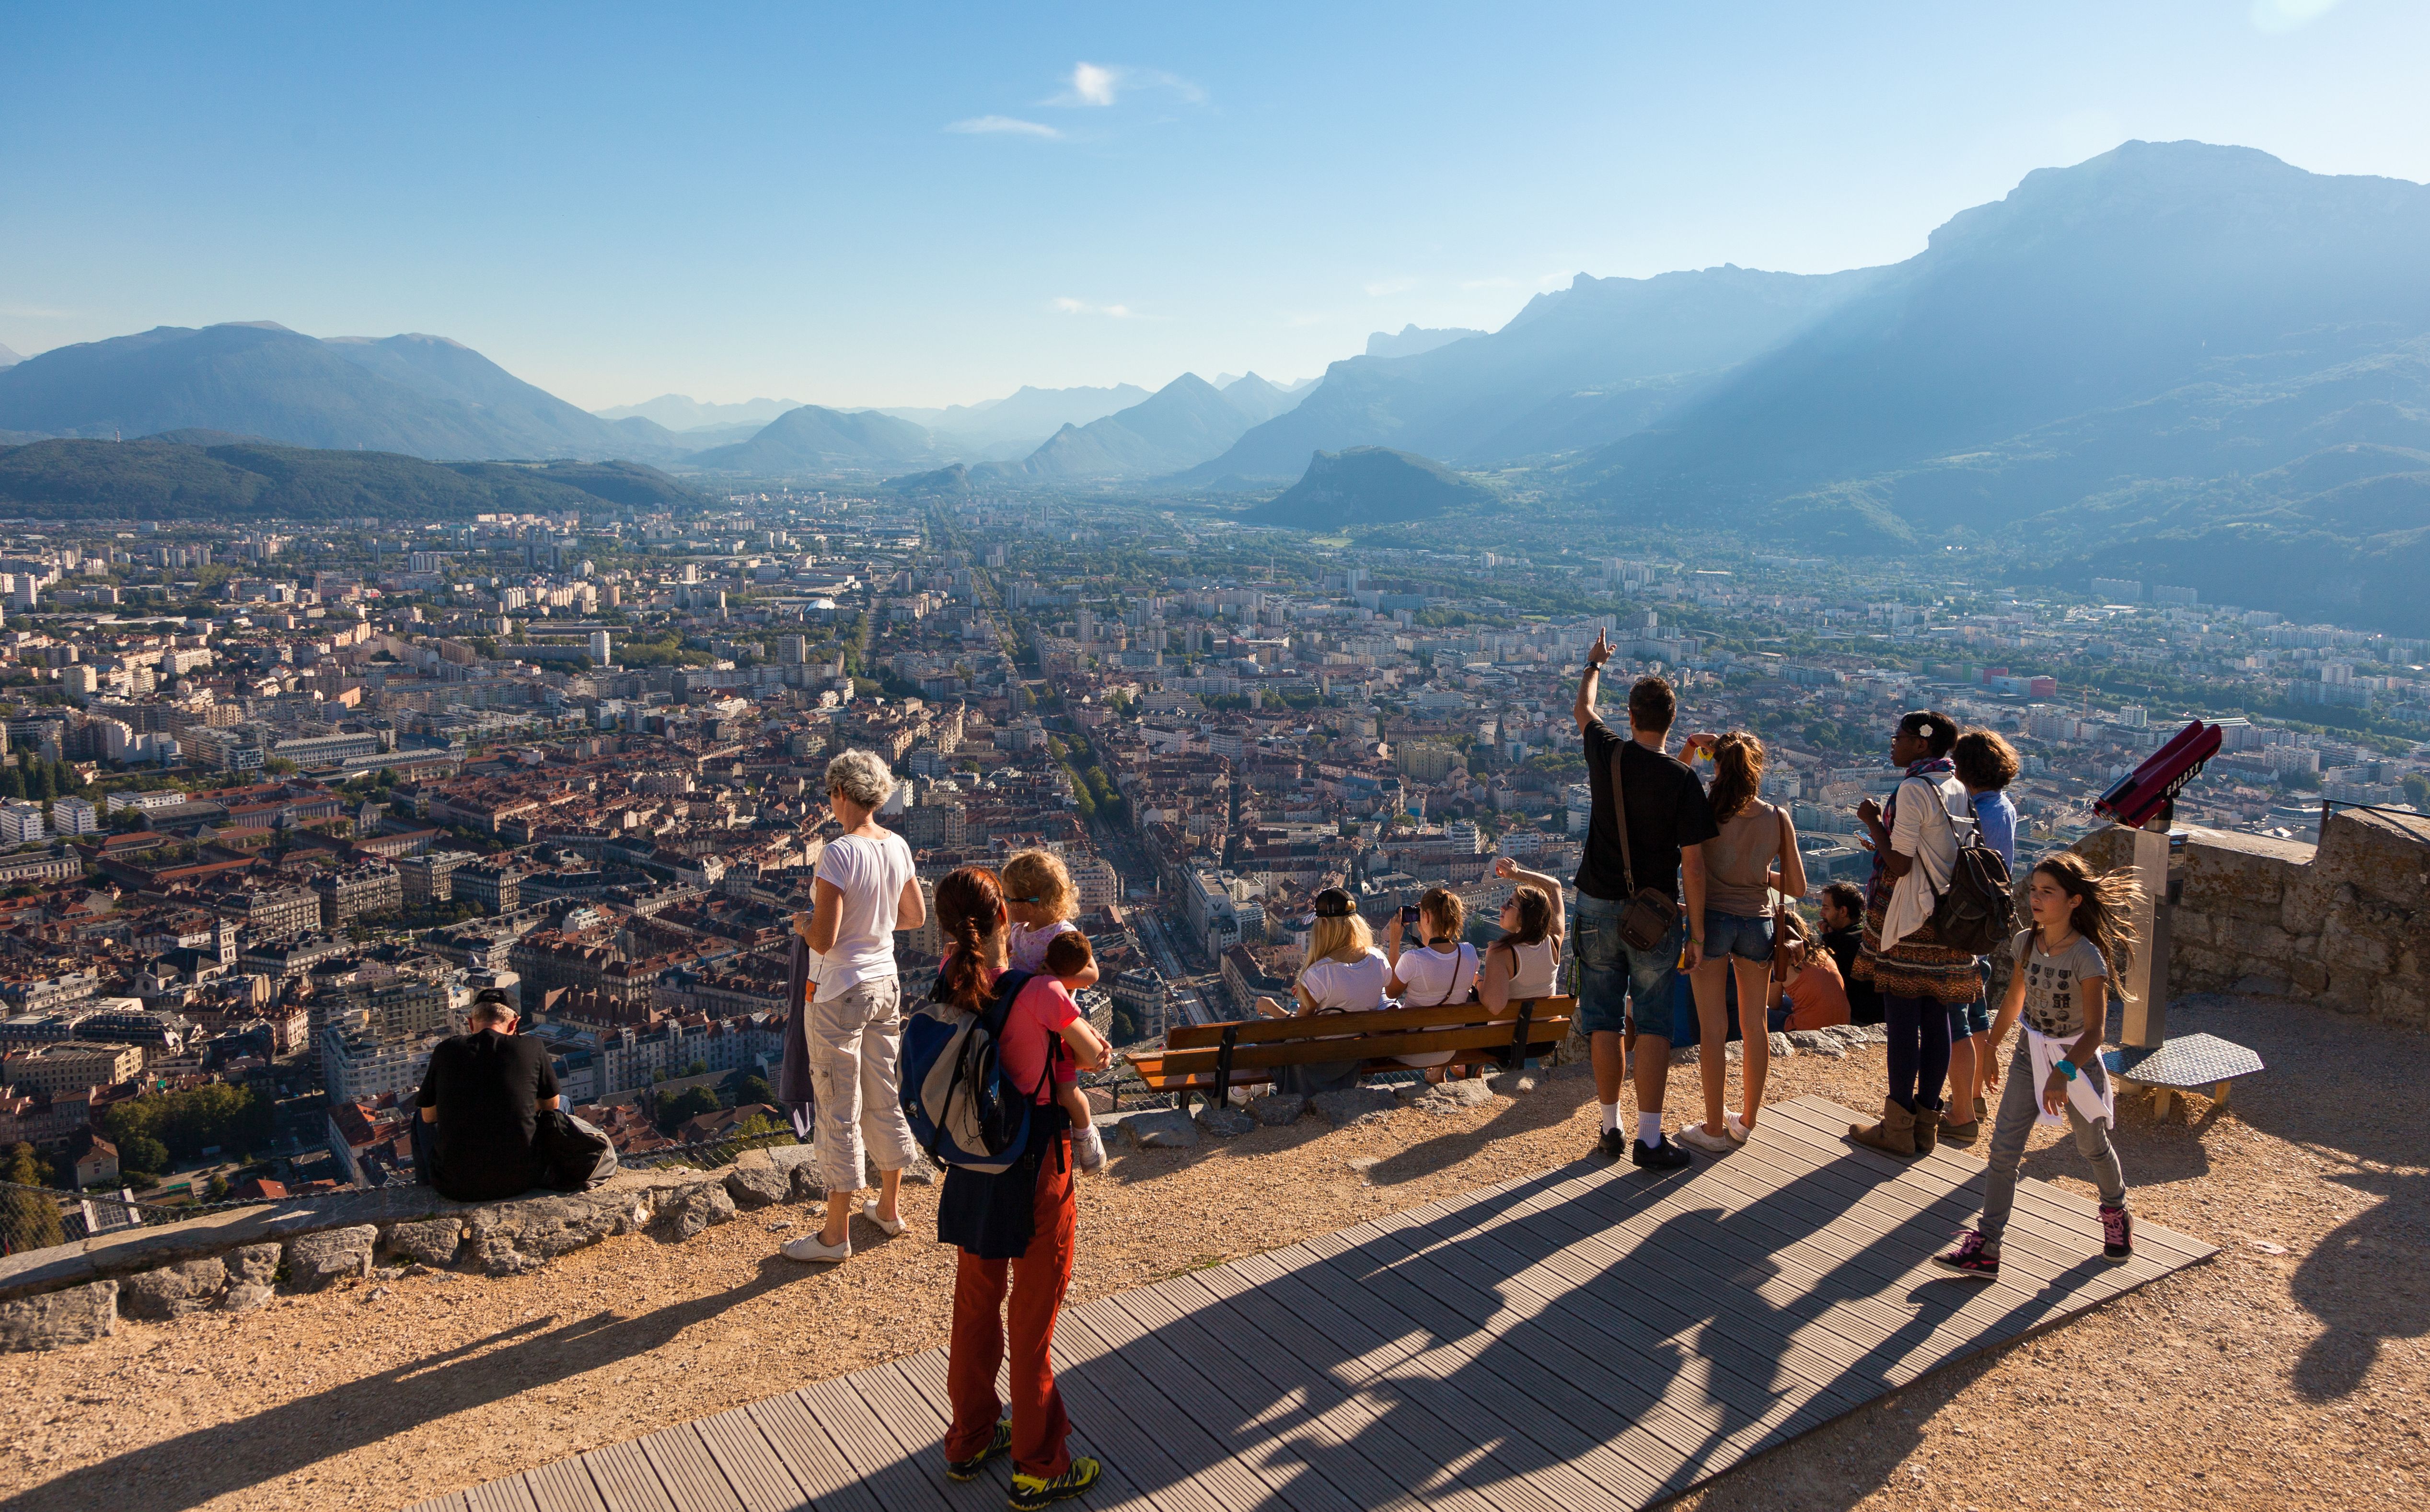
[1855,897,1981,1005]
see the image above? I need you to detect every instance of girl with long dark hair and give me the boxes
[931,866,1111,1510]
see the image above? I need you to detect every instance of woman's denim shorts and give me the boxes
[1703,910,1774,963]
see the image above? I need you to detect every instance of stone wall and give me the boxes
[0,1145,840,1352]
[2073,808,2429,1029]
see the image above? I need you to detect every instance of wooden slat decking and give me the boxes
[402,1096,2211,1512]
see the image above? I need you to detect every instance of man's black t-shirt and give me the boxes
[416,1028,559,1202]
[1821,924,1885,1025]
[1574,717,1721,903]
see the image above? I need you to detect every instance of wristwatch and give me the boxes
[2056,1059,2079,1082]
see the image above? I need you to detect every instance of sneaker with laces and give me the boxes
[1596,1128,1630,1161]
[1074,1124,1107,1174]
[1631,1136,1691,1170]
[1932,1229,2000,1281]
[1008,1456,1100,1510]
[2100,1203,2133,1262]
[946,1420,1010,1481]
[1676,1124,1735,1155]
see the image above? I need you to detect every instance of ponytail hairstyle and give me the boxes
[1706,730,1766,824]
[1493,884,1554,965]
[933,865,1008,1013]
[1418,886,1466,945]
[2031,852,2145,998]
[1898,709,1959,760]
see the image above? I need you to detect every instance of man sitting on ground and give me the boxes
[1818,881,1882,1026]
[416,989,561,1202]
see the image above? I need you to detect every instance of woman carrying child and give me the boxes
[1935,852,2140,1277]
[931,866,1113,1510]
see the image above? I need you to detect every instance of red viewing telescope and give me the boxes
[2093,719,2222,829]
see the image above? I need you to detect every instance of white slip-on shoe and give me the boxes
[1676,1124,1736,1155]
[1725,1112,1753,1143]
[781,1233,851,1263]
[859,1198,908,1237]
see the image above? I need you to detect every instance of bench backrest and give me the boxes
[1134,996,1573,1076]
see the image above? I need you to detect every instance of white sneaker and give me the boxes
[1074,1124,1106,1174]
[1725,1112,1753,1143]
[1676,1124,1736,1155]
[781,1233,851,1263]
[859,1198,907,1237]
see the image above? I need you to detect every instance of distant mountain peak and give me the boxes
[0,343,21,369]
[1245,446,1495,526]
[1365,325,1484,360]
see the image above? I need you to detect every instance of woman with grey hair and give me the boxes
[780,748,926,1264]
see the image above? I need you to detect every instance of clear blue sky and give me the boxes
[4,1,2425,410]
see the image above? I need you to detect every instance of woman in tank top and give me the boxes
[1680,731,1806,1151]
[1478,857,1566,1014]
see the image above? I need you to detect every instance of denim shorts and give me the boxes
[1702,910,1774,964]
[1948,980,1992,1039]
[1575,893,1684,1039]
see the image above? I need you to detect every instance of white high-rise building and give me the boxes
[589,630,612,664]
[50,796,98,836]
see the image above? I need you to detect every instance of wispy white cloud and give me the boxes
[1047,61,1205,108]
[1052,297,1138,319]
[946,115,1061,139]
[2251,0,2341,32]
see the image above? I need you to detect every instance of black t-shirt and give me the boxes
[416,1028,559,1202]
[1575,718,1720,902]
[1822,924,1883,1022]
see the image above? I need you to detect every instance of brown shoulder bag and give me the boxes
[1609,742,1683,953]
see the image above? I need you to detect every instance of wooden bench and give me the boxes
[1124,996,1574,1113]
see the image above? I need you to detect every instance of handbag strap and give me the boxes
[1607,740,1642,897]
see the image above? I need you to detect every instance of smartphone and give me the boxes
[1399,904,1421,925]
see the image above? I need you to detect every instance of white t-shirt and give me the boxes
[1009,919,1079,974]
[1394,942,1478,1006]
[1298,948,1392,1014]
[1882,772,1973,953]
[810,829,917,1001]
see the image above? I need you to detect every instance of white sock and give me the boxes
[1638,1111,1664,1147]
[1600,1101,1622,1134]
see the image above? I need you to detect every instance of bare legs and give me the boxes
[1687,956,1773,1135]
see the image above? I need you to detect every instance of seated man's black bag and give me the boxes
[533,1108,619,1191]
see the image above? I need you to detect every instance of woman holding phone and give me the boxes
[1386,886,1478,1070]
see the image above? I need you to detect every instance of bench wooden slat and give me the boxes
[1134,1022,1570,1076]
[1157,997,1573,1048]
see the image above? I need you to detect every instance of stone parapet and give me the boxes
[2073,808,2428,1029]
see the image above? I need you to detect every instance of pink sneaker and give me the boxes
[2100,1203,2132,1262]
[1932,1229,2000,1281]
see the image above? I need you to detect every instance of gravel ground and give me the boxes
[0,992,2421,1512]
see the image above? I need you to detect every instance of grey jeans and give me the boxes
[1978,1036,2126,1251]
[808,976,921,1191]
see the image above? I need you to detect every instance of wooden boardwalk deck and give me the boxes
[403,1096,2212,1512]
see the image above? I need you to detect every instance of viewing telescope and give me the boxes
[2093,718,2221,830]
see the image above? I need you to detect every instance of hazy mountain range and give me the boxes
[5,139,2427,627]
[593,394,804,431]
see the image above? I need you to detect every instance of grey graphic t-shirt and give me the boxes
[2012,930,2110,1038]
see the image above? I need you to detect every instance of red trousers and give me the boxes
[944,1136,1077,1480]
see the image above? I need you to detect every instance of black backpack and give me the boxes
[1923,781,2016,955]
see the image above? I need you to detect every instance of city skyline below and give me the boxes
[7,1,2429,408]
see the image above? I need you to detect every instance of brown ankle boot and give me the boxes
[1938,1108,1980,1144]
[1912,1104,1940,1156]
[1848,1097,1916,1157]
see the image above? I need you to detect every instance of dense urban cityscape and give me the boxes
[0,489,2418,1211]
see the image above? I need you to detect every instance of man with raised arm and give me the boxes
[1571,629,1719,1167]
